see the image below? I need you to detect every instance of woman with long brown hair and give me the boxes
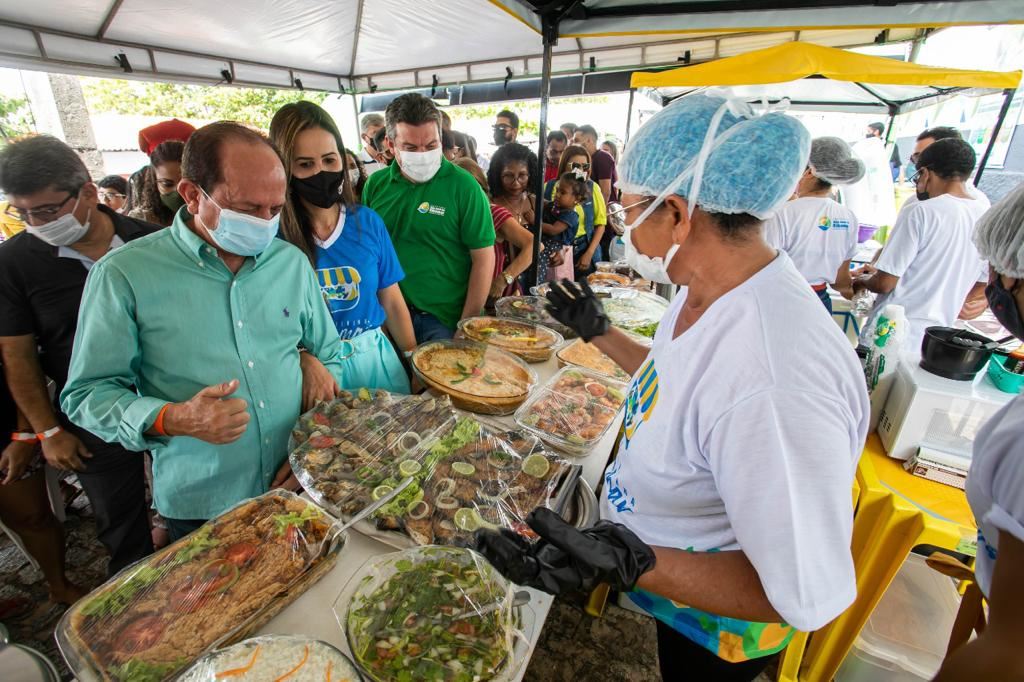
[270,101,415,394]
[127,140,185,227]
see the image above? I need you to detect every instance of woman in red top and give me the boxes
[453,158,534,303]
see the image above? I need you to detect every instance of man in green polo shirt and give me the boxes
[363,93,495,342]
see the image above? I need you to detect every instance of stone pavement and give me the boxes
[1,499,773,682]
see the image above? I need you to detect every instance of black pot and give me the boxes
[920,327,995,381]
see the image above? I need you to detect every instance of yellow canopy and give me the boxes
[631,42,1021,90]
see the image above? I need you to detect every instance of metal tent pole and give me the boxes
[975,88,1015,186]
[625,87,636,141]
[528,15,557,288]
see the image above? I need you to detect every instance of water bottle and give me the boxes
[863,304,906,431]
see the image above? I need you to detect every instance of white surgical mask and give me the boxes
[399,148,442,183]
[623,221,679,285]
[348,168,361,186]
[199,189,279,257]
[27,196,91,246]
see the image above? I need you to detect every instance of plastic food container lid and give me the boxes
[458,316,564,353]
[514,366,628,454]
[177,635,362,681]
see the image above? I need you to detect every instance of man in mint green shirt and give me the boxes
[363,93,494,341]
[61,122,353,539]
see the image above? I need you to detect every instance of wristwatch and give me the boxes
[502,271,514,286]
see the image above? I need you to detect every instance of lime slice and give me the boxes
[357,387,371,401]
[451,461,476,477]
[454,508,483,532]
[398,460,422,477]
[372,485,394,501]
[522,454,551,478]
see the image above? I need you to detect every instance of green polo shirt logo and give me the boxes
[417,201,447,217]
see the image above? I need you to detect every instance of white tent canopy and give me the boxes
[0,1,1020,93]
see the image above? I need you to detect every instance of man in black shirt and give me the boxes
[0,135,156,574]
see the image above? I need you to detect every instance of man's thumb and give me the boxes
[198,379,239,399]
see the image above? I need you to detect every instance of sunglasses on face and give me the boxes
[569,162,591,171]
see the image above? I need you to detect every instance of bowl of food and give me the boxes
[514,367,627,455]
[177,635,361,681]
[592,287,668,338]
[411,340,537,415]
[458,316,564,363]
[494,296,576,339]
[587,272,631,288]
[336,546,534,682]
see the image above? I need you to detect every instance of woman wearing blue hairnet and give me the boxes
[477,94,870,681]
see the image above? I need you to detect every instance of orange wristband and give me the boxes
[11,431,38,442]
[153,404,171,436]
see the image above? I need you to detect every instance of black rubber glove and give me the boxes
[544,279,611,342]
[475,507,656,595]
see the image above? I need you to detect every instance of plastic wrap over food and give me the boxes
[587,272,631,288]
[494,296,576,339]
[411,340,537,416]
[457,316,564,363]
[289,388,396,451]
[592,287,668,338]
[177,635,361,682]
[400,418,578,547]
[56,491,344,682]
[515,367,628,455]
[336,546,529,682]
[555,336,649,382]
[289,394,458,522]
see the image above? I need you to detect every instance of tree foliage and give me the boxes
[449,96,610,137]
[81,78,327,126]
[0,94,34,144]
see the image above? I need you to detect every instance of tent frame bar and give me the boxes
[580,0,960,18]
[96,0,124,40]
[975,87,1015,185]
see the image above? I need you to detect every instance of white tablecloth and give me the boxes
[257,355,623,680]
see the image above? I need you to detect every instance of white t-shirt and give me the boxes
[867,194,989,351]
[601,253,869,631]
[360,149,384,176]
[764,196,859,286]
[896,183,990,224]
[966,392,1024,598]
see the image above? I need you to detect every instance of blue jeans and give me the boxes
[411,309,454,343]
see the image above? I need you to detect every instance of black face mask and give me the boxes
[493,129,509,146]
[915,190,930,202]
[291,170,343,209]
[986,277,1024,340]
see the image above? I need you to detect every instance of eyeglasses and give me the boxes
[569,162,591,172]
[501,172,530,184]
[3,193,75,222]
[98,192,126,201]
[910,167,928,184]
[909,152,921,164]
[607,198,653,218]
[493,124,512,131]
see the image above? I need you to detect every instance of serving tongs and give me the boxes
[331,476,415,538]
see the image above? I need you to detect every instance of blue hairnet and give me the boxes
[618,93,811,219]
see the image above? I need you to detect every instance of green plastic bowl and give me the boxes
[987,355,1024,394]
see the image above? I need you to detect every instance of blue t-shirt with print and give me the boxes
[314,205,404,339]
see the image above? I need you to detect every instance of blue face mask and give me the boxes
[199,188,280,256]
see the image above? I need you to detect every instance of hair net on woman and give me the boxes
[808,136,865,186]
[974,182,1024,279]
[617,92,811,220]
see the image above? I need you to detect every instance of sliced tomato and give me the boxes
[113,615,166,655]
[584,382,607,397]
[283,525,300,545]
[197,559,240,594]
[169,583,211,613]
[223,541,258,567]
[312,412,330,426]
[307,435,336,449]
